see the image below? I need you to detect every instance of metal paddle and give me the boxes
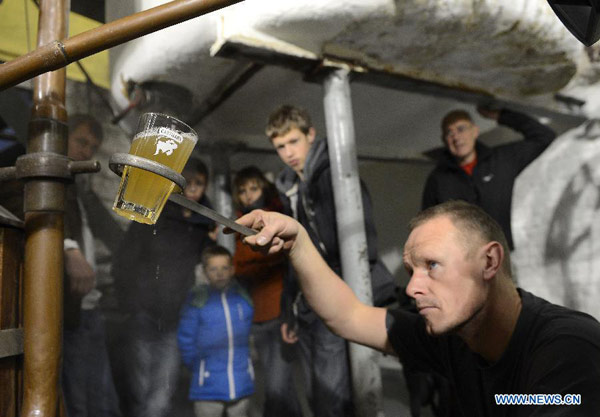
[168,193,257,236]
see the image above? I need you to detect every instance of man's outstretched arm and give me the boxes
[235,209,394,354]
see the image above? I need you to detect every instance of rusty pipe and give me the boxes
[22,212,65,417]
[0,0,243,91]
[21,0,69,416]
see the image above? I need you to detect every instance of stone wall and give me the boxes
[512,121,600,319]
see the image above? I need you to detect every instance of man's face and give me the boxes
[183,172,206,202]
[403,216,487,336]
[68,123,101,161]
[204,255,234,290]
[443,119,479,164]
[271,127,316,176]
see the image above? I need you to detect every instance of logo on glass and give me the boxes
[154,139,178,156]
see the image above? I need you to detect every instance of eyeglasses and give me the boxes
[444,123,473,138]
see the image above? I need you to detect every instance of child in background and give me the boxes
[178,245,254,417]
[112,158,215,417]
[232,166,301,417]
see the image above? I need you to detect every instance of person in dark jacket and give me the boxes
[63,114,123,417]
[112,158,215,417]
[422,107,556,250]
[232,166,302,417]
[266,104,395,417]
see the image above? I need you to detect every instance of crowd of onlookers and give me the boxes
[7,98,599,417]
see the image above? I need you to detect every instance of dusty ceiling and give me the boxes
[104,0,589,161]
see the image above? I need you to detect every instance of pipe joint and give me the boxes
[16,153,72,181]
[15,153,101,181]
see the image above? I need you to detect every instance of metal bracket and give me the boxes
[108,153,256,236]
[0,154,101,183]
[16,153,75,180]
[0,152,102,212]
[108,153,186,191]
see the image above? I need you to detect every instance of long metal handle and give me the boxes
[168,193,256,236]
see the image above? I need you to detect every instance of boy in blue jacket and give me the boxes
[177,245,255,417]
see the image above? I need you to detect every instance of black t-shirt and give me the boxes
[387,289,600,416]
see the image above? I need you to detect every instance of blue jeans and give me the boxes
[296,317,353,417]
[252,319,302,417]
[62,309,122,417]
[125,313,181,417]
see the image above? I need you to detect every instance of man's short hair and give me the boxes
[183,157,209,180]
[265,105,313,140]
[409,200,512,277]
[441,110,473,137]
[201,245,233,266]
[68,114,103,142]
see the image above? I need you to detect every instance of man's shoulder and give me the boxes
[518,292,600,406]
[521,289,600,348]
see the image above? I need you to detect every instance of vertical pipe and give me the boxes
[22,0,69,416]
[323,68,384,417]
[212,151,235,253]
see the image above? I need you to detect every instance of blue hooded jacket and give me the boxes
[177,281,254,401]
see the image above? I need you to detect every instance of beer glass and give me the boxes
[112,113,197,224]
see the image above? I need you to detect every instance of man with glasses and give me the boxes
[422,107,556,250]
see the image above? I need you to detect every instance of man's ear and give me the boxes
[307,127,316,144]
[482,241,503,280]
[473,125,480,139]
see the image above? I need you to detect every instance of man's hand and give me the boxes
[477,106,501,121]
[281,322,299,344]
[230,210,302,256]
[64,248,95,296]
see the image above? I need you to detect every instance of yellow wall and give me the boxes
[0,0,110,88]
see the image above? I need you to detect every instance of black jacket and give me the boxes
[276,137,393,323]
[63,182,123,329]
[112,198,214,331]
[422,109,555,249]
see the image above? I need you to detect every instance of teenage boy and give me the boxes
[266,104,394,416]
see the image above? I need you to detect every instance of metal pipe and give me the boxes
[323,68,384,417]
[187,62,264,127]
[0,0,243,91]
[211,150,235,253]
[21,0,69,416]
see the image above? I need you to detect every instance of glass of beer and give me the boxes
[112,113,197,224]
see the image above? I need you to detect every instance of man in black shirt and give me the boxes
[423,107,555,249]
[234,200,600,416]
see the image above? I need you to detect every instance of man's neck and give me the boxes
[459,280,522,363]
[456,150,477,166]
